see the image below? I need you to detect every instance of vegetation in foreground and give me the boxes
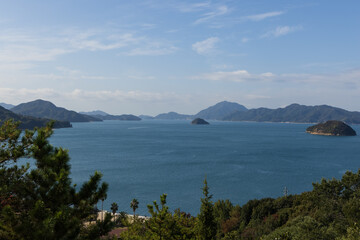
[0,120,113,239]
[1,119,360,239]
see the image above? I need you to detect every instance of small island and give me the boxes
[306,120,356,136]
[191,118,209,125]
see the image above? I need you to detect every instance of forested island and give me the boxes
[306,120,357,136]
[191,118,209,125]
[1,120,360,239]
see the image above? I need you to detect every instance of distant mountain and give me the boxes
[79,110,109,116]
[81,109,141,121]
[153,101,247,120]
[0,106,71,129]
[90,114,141,121]
[0,103,15,110]
[224,104,360,124]
[154,112,193,120]
[139,115,154,120]
[195,101,247,120]
[11,99,101,122]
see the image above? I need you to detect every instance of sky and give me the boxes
[0,0,359,115]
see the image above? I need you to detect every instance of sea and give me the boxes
[49,120,360,216]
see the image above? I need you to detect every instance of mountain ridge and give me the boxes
[88,114,141,121]
[0,106,71,129]
[194,101,247,120]
[154,101,246,120]
[0,103,15,110]
[11,99,101,123]
[224,103,360,124]
[154,112,193,120]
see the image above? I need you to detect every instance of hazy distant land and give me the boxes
[2,100,360,129]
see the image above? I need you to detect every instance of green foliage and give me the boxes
[197,178,216,240]
[0,119,110,239]
[119,166,360,240]
[213,199,233,238]
[119,219,147,240]
[78,213,115,240]
[111,202,119,222]
[262,216,329,240]
[173,209,197,239]
[116,211,129,227]
[336,224,360,240]
[146,194,179,240]
[130,198,139,220]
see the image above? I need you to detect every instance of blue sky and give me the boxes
[0,0,359,115]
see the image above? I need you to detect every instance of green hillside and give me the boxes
[224,104,360,124]
[11,99,101,122]
[0,106,71,129]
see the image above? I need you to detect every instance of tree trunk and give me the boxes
[102,200,104,221]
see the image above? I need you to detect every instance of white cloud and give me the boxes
[193,68,360,86]
[192,37,219,55]
[0,45,70,62]
[176,2,211,13]
[126,45,177,56]
[244,11,284,21]
[261,72,276,77]
[262,25,303,38]
[193,70,275,82]
[0,63,34,71]
[241,37,249,43]
[0,88,182,106]
[0,28,178,66]
[194,5,229,24]
[64,31,143,51]
[141,23,157,30]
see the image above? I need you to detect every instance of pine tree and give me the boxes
[197,178,216,240]
[0,120,112,239]
[146,194,179,240]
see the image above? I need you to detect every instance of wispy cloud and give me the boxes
[0,88,182,105]
[141,23,157,30]
[193,70,275,82]
[261,25,303,38]
[194,5,229,25]
[193,68,360,86]
[244,11,284,21]
[241,37,249,43]
[176,2,211,13]
[65,31,143,51]
[192,37,219,55]
[126,45,177,56]
[0,27,178,66]
[0,63,34,71]
[0,45,70,62]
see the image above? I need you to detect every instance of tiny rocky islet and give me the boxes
[191,118,209,125]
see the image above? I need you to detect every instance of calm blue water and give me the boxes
[49,120,360,216]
